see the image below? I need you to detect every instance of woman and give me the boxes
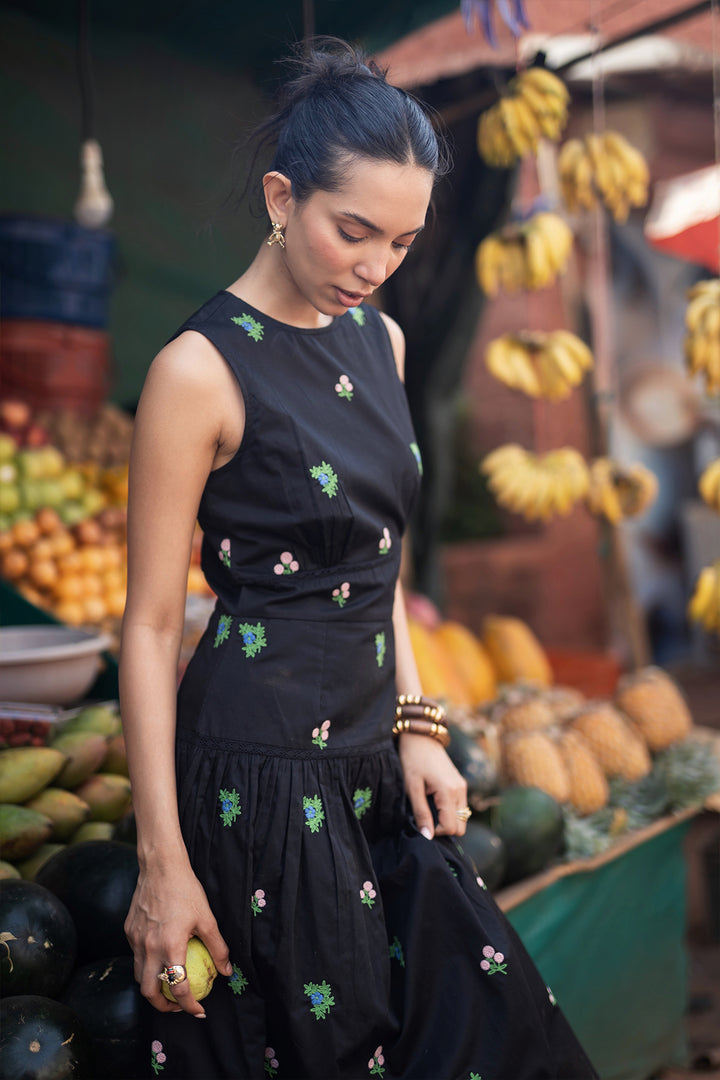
[120,39,597,1080]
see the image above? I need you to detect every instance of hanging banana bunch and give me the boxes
[699,459,720,513]
[684,279,720,395]
[485,330,594,400]
[586,458,658,525]
[687,560,720,634]
[477,68,570,168]
[480,444,589,522]
[476,212,574,296]
[558,131,649,222]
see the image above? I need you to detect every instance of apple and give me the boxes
[0,399,31,432]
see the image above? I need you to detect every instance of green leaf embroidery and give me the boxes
[238,621,267,658]
[303,794,325,833]
[213,614,232,648]
[389,935,405,968]
[218,788,242,827]
[304,979,335,1019]
[353,787,372,820]
[228,964,248,996]
[375,632,386,668]
[410,441,423,475]
[231,313,264,341]
[349,306,366,326]
[309,461,339,498]
[251,889,266,916]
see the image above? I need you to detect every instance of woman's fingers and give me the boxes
[403,771,436,839]
[433,776,469,836]
[197,920,234,979]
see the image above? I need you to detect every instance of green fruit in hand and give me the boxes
[161,937,218,1003]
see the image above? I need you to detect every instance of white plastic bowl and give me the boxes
[0,626,113,706]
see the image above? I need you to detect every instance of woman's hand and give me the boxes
[398,732,468,839]
[125,860,234,1018]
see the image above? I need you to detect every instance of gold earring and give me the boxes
[266,222,286,249]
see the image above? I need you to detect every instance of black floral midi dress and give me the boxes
[145,292,598,1080]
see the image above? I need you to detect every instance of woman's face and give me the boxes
[279,157,434,316]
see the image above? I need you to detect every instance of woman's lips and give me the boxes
[335,287,366,307]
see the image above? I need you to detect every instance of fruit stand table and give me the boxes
[496,807,703,1080]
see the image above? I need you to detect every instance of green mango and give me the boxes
[49,732,108,789]
[24,788,91,842]
[17,842,66,880]
[0,804,53,861]
[0,747,66,804]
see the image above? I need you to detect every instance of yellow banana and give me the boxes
[517,68,570,104]
[688,565,718,624]
[549,330,594,371]
[475,236,505,296]
[699,459,720,512]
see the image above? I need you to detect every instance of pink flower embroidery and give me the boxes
[480,944,507,975]
[369,1045,386,1075]
[218,538,231,568]
[311,719,331,748]
[251,889,266,916]
[378,527,392,555]
[360,880,377,907]
[335,374,354,400]
[332,581,350,607]
[274,551,299,575]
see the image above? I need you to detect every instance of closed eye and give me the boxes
[338,227,413,252]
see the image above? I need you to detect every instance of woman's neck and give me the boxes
[226,244,334,330]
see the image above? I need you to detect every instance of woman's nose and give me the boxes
[355,253,389,288]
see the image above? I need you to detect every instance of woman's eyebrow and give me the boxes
[340,210,425,237]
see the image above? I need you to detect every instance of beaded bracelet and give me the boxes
[393,694,450,747]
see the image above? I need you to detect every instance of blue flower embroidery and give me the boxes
[304,980,335,1019]
[231,313,264,341]
[309,461,339,498]
[375,632,386,668]
[303,794,325,833]
[214,614,232,648]
[389,935,405,967]
[353,787,372,819]
[228,964,248,996]
[218,788,241,827]
[238,621,266,658]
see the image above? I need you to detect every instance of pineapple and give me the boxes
[615,667,692,751]
[494,696,557,733]
[502,729,571,803]
[569,703,651,781]
[558,729,609,815]
[542,686,586,723]
[655,737,720,810]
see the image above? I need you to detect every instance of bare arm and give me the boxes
[382,312,468,839]
[120,331,241,1015]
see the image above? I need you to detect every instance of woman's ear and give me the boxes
[262,171,293,225]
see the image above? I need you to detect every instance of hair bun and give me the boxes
[278,37,386,109]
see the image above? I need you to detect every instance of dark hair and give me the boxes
[243,38,450,212]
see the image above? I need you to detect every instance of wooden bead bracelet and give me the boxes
[393,694,450,747]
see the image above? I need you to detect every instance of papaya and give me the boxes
[71,822,114,844]
[482,615,553,687]
[24,789,91,842]
[60,704,122,739]
[0,805,54,862]
[0,860,21,880]
[434,621,497,704]
[50,732,108,789]
[103,734,129,777]
[407,618,473,707]
[0,747,66,805]
[72,774,132,823]
[17,843,66,880]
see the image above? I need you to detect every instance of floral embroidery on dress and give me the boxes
[375,632,386,668]
[218,538,231,568]
[238,621,267,658]
[274,551,299,575]
[445,858,459,878]
[369,1046,386,1076]
[353,787,372,819]
[309,461,339,498]
[151,1041,166,1075]
[547,986,557,1006]
[469,1073,483,1079]
[332,582,350,607]
[228,964,248,996]
[218,788,241,827]
[214,614,232,648]
[311,720,331,748]
[251,889,266,916]
[389,935,405,968]
[480,945,507,975]
[304,980,335,1019]
[360,880,376,908]
[378,527,392,555]
[335,374,354,400]
[303,794,325,833]
[231,313,264,341]
[349,306,366,326]
[476,875,488,891]
[410,441,423,475]
[264,1048,279,1077]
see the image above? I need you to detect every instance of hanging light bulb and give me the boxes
[74,138,114,229]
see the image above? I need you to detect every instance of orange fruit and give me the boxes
[11,519,40,548]
[1,548,29,580]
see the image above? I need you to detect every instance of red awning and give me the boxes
[644,164,720,273]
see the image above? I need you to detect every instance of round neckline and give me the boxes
[221,291,351,337]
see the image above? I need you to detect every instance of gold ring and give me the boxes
[158,964,187,987]
[456,806,472,823]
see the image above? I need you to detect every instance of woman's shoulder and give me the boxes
[378,310,406,382]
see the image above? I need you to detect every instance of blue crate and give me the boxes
[0,215,116,328]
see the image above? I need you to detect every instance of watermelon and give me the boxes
[446,725,498,806]
[491,786,564,885]
[61,956,143,1080]
[460,821,506,892]
[35,840,138,963]
[0,879,77,998]
[0,995,94,1079]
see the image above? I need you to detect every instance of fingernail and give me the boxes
[196,1013,206,1020]
[421,826,433,840]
